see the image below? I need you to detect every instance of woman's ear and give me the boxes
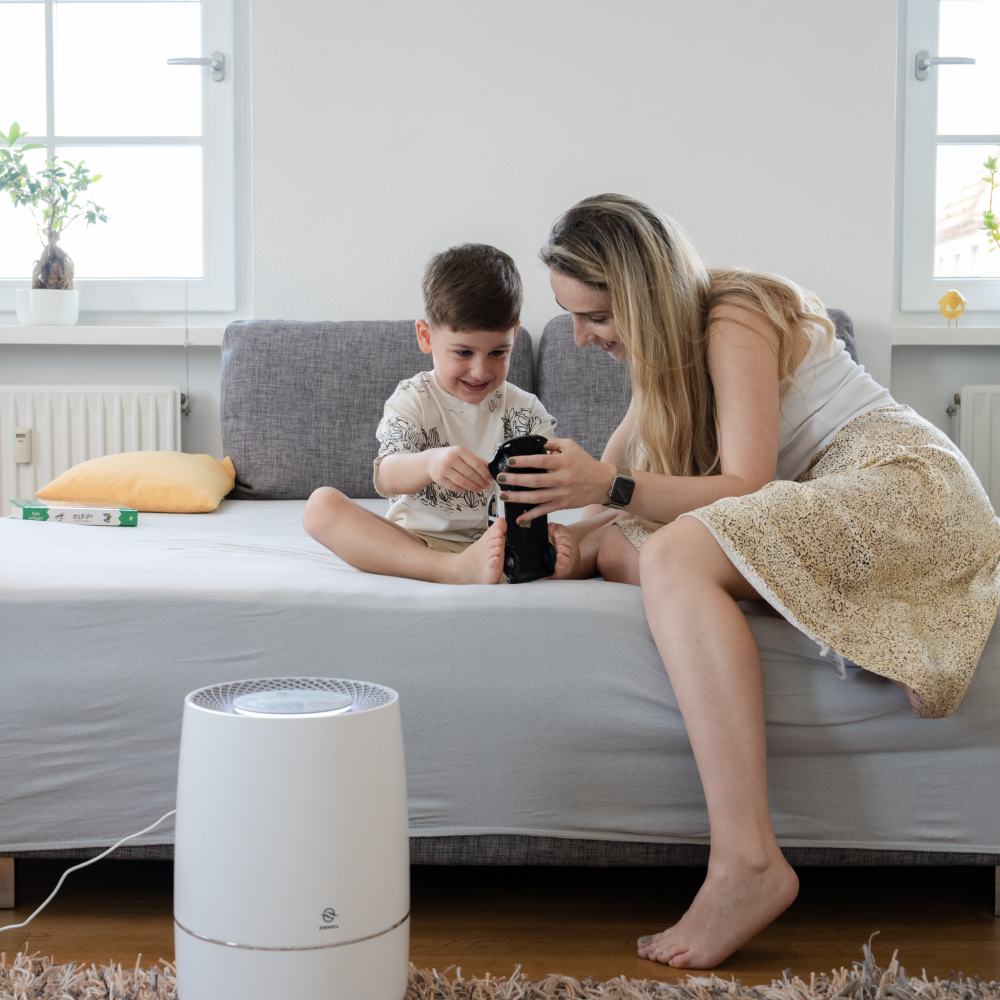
[415,319,434,355]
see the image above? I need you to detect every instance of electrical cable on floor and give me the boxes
[0,810,176,935]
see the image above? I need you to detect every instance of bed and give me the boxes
[2,316,998,908]
[2,496,999,868]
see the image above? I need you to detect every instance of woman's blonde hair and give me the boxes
[539,194,834,477]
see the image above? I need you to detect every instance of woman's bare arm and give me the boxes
[578,401,635,519]
[601,399,634,466]
[496,305,783,524]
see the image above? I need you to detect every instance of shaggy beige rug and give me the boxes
[0,944,996,999]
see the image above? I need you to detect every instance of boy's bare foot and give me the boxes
[636,851,799,969]
[547,523,581,580]
[443,518,507,585]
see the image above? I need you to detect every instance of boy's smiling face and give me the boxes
[415,321,518,404]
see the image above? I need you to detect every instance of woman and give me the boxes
[498,194,1000,969]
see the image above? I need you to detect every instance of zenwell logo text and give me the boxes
[319,908,339,930]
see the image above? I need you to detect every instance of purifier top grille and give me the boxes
[187,677,396,716]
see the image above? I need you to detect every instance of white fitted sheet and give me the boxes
[1,499,998,853]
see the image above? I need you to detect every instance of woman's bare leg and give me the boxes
[635,516,798,969]
[595,520,640,584]
[302,487,505,585]
[549,513,642,583]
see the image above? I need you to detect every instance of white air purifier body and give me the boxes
[174,678,409,1000]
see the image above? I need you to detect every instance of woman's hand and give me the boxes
[496,437,616,522]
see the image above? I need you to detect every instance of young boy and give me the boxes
[303,243,577,584]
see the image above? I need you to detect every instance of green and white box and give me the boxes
[10,499,138,526]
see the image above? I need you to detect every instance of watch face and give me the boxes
[610,476,635,507]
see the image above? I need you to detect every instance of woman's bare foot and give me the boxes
[443,518,507,585]
[547,523,581,580]
[891,679,923,714]
[636,852,799,969]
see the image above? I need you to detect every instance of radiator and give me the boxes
[959,384,1000,514]
[1,385,181,515]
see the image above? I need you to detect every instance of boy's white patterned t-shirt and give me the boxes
[374,370,557,542]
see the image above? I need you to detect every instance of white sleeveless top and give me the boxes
[776,333,894,481]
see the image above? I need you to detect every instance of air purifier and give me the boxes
[174,678,410,1000]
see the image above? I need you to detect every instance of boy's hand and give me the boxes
[426,447,493,493]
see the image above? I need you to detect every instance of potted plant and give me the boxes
[983,154,999,257]
[0,121,108,326]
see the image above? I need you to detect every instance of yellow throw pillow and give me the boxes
[36,451,237,513]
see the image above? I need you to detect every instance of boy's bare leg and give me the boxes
[303,487,505,585]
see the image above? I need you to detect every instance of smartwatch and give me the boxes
[607,465,636,509]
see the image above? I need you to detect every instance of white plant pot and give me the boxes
[16,288,80,326]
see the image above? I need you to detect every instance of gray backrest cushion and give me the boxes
[222,320,535,500]
[536,307,858,461]
[827,308,859,364]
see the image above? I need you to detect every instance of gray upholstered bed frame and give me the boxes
[4,310,997,919]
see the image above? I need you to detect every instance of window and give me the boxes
[0,0,234,312]
[900,0,1000,311]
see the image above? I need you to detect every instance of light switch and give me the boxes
[13,427,31,464]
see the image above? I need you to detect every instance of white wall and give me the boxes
[0,346,223,456]
[252,0,899,388]
[0,0,902,459]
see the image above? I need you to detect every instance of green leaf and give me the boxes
[0,130,7,146]
[20,143,45,152]
[8,122,20,144]
[90,173,102,182]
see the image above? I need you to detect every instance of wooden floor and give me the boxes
[0,861,996,985]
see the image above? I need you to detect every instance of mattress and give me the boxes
[1,499,998,855]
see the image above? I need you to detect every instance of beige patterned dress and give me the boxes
[619,404,1000,719]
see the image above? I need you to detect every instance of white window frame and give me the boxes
[0,0,235,313]
[900,0,1000,312]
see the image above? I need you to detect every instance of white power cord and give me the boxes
[0,809,176,935]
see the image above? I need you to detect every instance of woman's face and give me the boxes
[549,270,626,360]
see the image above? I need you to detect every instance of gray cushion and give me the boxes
[536,307,859,461]
[221,320,535,500]
[827,307,859,364]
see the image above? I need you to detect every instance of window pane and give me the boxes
[0,147,51,279]
[935,144,1000,278]
[937,1,1000,135]
[55,145,202,277]
[55,2,201,136]
[0,2,47,138]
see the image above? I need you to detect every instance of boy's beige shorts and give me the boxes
[410,531,472,554]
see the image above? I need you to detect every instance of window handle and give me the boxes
[167,51,225,82]
[915,50,975,81]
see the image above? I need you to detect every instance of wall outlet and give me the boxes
[13,427,32,464]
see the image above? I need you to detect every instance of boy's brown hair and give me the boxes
[421,243,522,332]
